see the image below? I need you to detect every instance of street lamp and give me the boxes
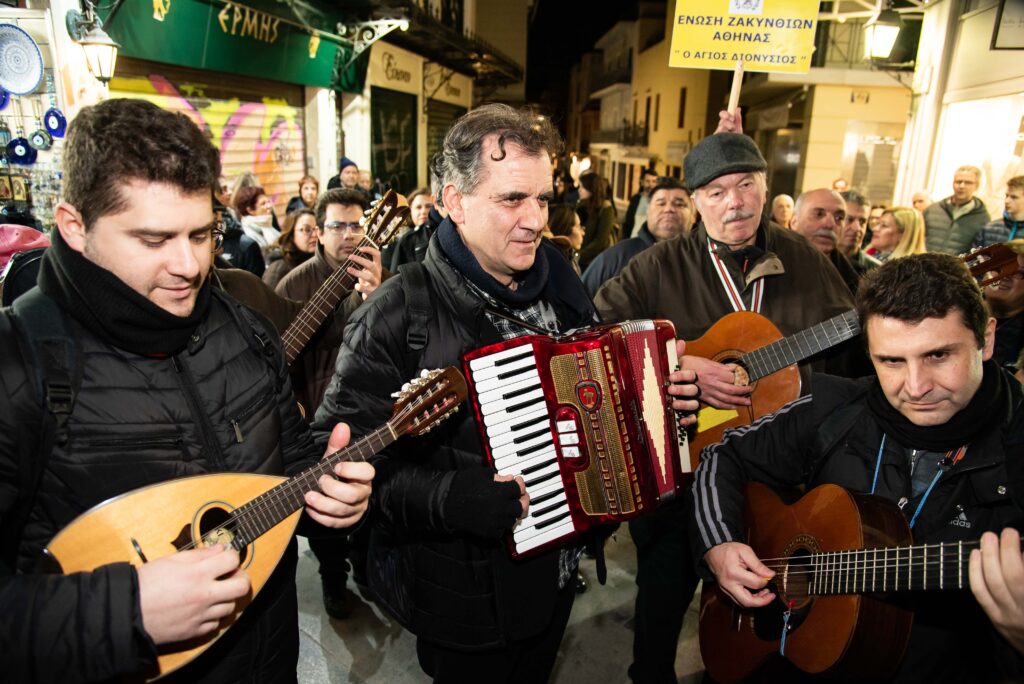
[65,2,119,84]
[863,3,903,60]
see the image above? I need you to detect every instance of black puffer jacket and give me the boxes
[312,236,596,649]
[0,290,321,683]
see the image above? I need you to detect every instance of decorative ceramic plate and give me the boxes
[0,24,43,96]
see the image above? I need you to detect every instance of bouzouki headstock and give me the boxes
[962,242,1020,287]
[362,190,411,249]
[390,368,468,437]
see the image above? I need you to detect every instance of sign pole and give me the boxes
[727,60,744,115]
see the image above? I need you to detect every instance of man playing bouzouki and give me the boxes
[594,127,854,683]
[0,99,374,683]
[692,253,1024,682]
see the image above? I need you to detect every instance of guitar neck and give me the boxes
[741,309,860,381]
[226,422,396,547]
[281,238,378,366]
[807,539,1020,595]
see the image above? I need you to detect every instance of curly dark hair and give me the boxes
[547,204,578,238]
[856,252,988,348]
[63,98,220,229]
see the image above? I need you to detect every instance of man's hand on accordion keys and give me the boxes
[668,339,702,427]
[442,467,530,539]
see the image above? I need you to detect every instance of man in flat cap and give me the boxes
[595,132,854,683]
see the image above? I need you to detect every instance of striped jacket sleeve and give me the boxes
[689,393,818,576]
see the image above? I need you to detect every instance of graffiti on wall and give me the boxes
[110,73,305,211]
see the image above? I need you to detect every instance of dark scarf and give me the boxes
[867,360,1009,452]
[436,217,550,306]
[38,229,212,355]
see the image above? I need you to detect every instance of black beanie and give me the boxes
[684,132,767,192]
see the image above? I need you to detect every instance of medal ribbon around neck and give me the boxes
[707,238,764,313]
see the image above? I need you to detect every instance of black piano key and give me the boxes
[497,365,535,381]
[532,500,565,518]
[531,489,562,506]
[521,460,552,476]
[510,414,548,432]
[514,427,550,444]
[494,350,534,367]
[503,383,542,400]
[525,469,560,488]
[517,439,554,457]
[507,397,543,414]
[535,510,572,530]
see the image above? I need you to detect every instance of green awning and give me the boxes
[100,0,368,93]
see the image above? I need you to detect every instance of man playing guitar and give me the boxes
[693,253,1024,682]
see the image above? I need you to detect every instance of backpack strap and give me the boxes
[1,288,80,571]
[399,261,431,352]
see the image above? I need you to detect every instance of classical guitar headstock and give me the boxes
[362,190,411,249]
[390,368,468,437]
[962,242,1020,287]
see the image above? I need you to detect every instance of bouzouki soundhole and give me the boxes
[180,503,251,566]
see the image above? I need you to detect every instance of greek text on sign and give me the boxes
[670,0,819,74]
[218,2,281,44]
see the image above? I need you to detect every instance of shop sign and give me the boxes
[370,45,420,94]
[100,0,366,91]
[670,0,818,74]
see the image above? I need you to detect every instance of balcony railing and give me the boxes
[589,57,633,95]
[590,125,648,147]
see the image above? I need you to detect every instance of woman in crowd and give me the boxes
[576,170,617,271]
[262,208,318,289]
[866,206,927,261]
[544,203,586,275]
[286,175,319,214]
[234,185,281,250]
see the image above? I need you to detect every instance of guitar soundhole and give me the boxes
[751,548,813,642]
[197,506,249,565]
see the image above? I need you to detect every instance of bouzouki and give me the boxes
[42,367,467,681]
[685,310,860,458]
[699,482,1005,683]
[280,190,410,366]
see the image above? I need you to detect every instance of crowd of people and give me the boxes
[1,96,1024,684]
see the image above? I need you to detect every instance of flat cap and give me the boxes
[684,132,767,192]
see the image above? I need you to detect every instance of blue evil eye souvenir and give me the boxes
[44,107,65,137]
[7,135,37,165]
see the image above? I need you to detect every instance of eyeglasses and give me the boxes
[294,226,316,236]
[322,221,364,235]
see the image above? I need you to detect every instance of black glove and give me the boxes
[443,467,523,538]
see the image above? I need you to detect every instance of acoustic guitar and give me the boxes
[42,367,467,681]
[685,309,861,458]
[281,190,410,366]
[963,242,1019,287]
[699,482,999,683]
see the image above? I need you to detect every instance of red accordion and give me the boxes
[462,320,691,557]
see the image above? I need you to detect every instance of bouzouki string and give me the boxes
[170,397,430,553]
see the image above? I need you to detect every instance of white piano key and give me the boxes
[492,432,553,460]
[488,421,551,449]
[558,433,579,446]
[513,520,577,554]
[477,374,543,406]
[470,356,538,385]
[482,402,549,430]
[485,407,550,440]
[468,345,535,371]
[479,388,545,416]
[514,503,571,541]
[556,420,576,433]
[561,445,581,458]
[494,445,557,475]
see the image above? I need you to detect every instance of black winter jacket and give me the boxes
[312,237,596,649]
[690,372,1024,683]
[0,289,322,683]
